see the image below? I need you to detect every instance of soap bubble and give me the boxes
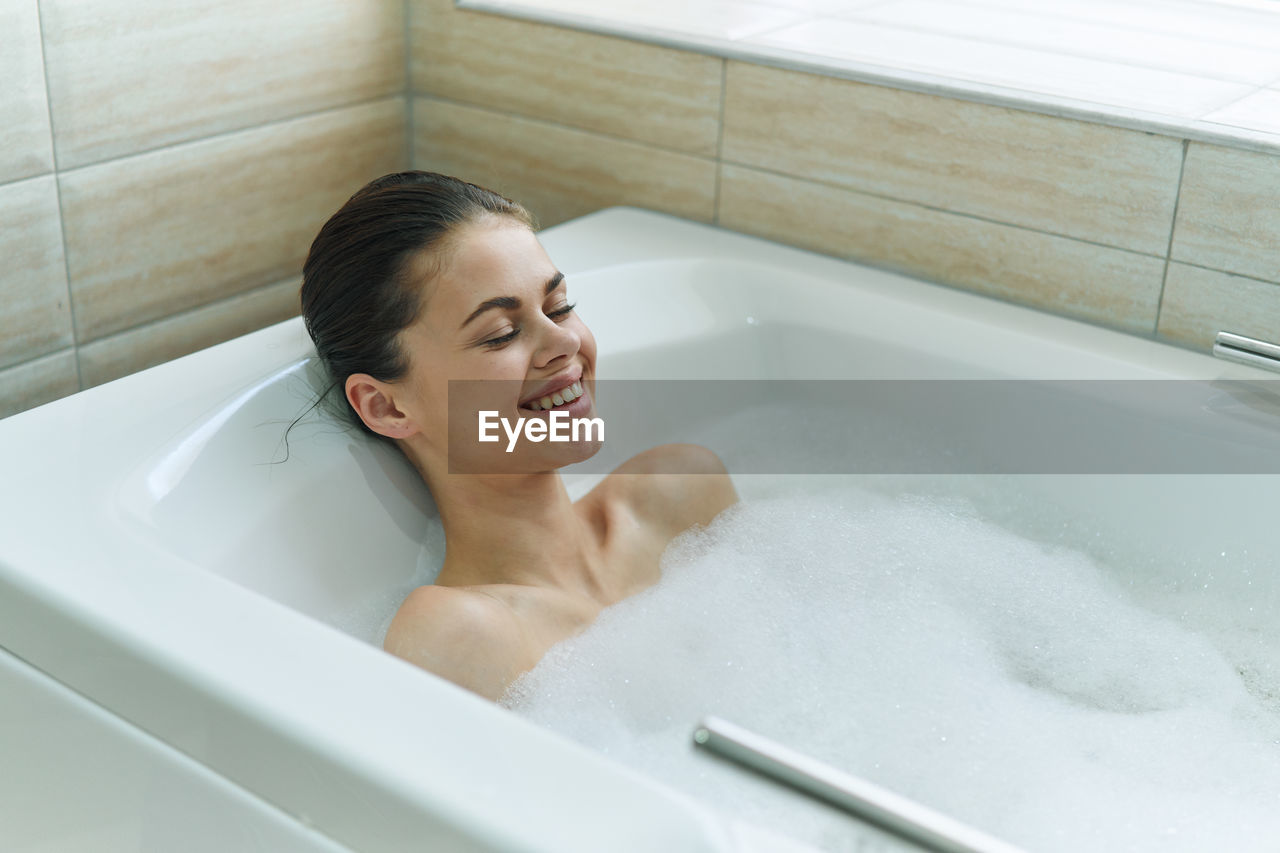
[502,485,1280,852]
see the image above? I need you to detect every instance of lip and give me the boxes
[518,366,584,409]
[520,383,593,420]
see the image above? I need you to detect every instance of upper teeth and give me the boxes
[527,381,583,411]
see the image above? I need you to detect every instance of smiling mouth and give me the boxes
[520,381,585,412]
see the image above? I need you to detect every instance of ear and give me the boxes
[345,373,419,440]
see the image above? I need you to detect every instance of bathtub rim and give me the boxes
[1,205,1274,853]
[0,313,746,852]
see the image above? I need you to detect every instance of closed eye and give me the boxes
[481,302,577,348]
[482,329,519,348]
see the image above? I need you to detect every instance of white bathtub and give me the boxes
[1,208,1276,852]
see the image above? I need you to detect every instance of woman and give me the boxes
[302,171,738,702]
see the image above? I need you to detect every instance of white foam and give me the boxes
[501,485,1280,852]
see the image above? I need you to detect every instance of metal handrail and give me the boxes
[1214,331,1280,374]
[692,716,1026,853]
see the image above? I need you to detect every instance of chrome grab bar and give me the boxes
[692,717,1026,853]
[1214,332,1280,374]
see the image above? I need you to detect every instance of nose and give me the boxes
[533,313,580,369]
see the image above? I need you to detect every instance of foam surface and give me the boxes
[501,483,1280,852]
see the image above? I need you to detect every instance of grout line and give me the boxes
[830,0,896,18]
[0,171,55,193]
[458,0,1280,159]
[834,0,1280,86]
[33,1,83,390]
[56,94,405,177]
[740,15,810,43]
[419,92,719,162]
[718,155,1171,260]
[0,348,78,379]
[935,0,1280,55]
[424,88,1181,262]
[1154,139,1191,337]
[712,59,728,225]
[829,18,1266,91]
[1171,258,1280,283]
[1196,82,1267,120]
[403,0,416,169]
[31,6,59,174]
[78,275,303,353]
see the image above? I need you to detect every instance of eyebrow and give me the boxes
[459,272,565,330]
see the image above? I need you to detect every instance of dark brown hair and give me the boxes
[300,171,533,433]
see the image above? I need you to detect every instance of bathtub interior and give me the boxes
[115,250,1280,669]
[114,354,435,644]
[9,206,1280,852]
[115,256,1009,645]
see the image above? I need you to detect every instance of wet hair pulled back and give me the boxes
[300,171,534,433]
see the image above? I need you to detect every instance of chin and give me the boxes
[509,435,604,475]
[548,436,604,470]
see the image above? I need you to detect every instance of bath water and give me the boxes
[499,481,1280,852]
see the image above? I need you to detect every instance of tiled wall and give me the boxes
[409,0,721,226]
[0,0,408,418]
[410,0,1280,356]
[7,1,1279,418]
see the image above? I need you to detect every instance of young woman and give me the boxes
[301,172,738,701]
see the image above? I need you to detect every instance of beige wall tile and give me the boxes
[413,97,717,228]
[79,277,300,388]
[722,62,1183,256]
[0,350,79,420]
[1171,143,1280,283]
[0,176,73,369]
[410,0,722,156]
[1157,263,1280,351]
[720,164,1166,333]
[42,0,405,169]
[0,1,54,183]
[62,98,406,343]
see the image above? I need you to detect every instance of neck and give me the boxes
[406,442,605,594]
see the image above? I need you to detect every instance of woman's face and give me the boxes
[393,215,599,473]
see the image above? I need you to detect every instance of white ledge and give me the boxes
[458,0,1280,156]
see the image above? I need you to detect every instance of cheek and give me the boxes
[453,348,522,382]
[406,373,448,432]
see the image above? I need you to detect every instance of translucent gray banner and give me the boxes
[446,379,1280,474]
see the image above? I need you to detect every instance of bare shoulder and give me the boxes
[383,584,536,702]
[607,443,739,535]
